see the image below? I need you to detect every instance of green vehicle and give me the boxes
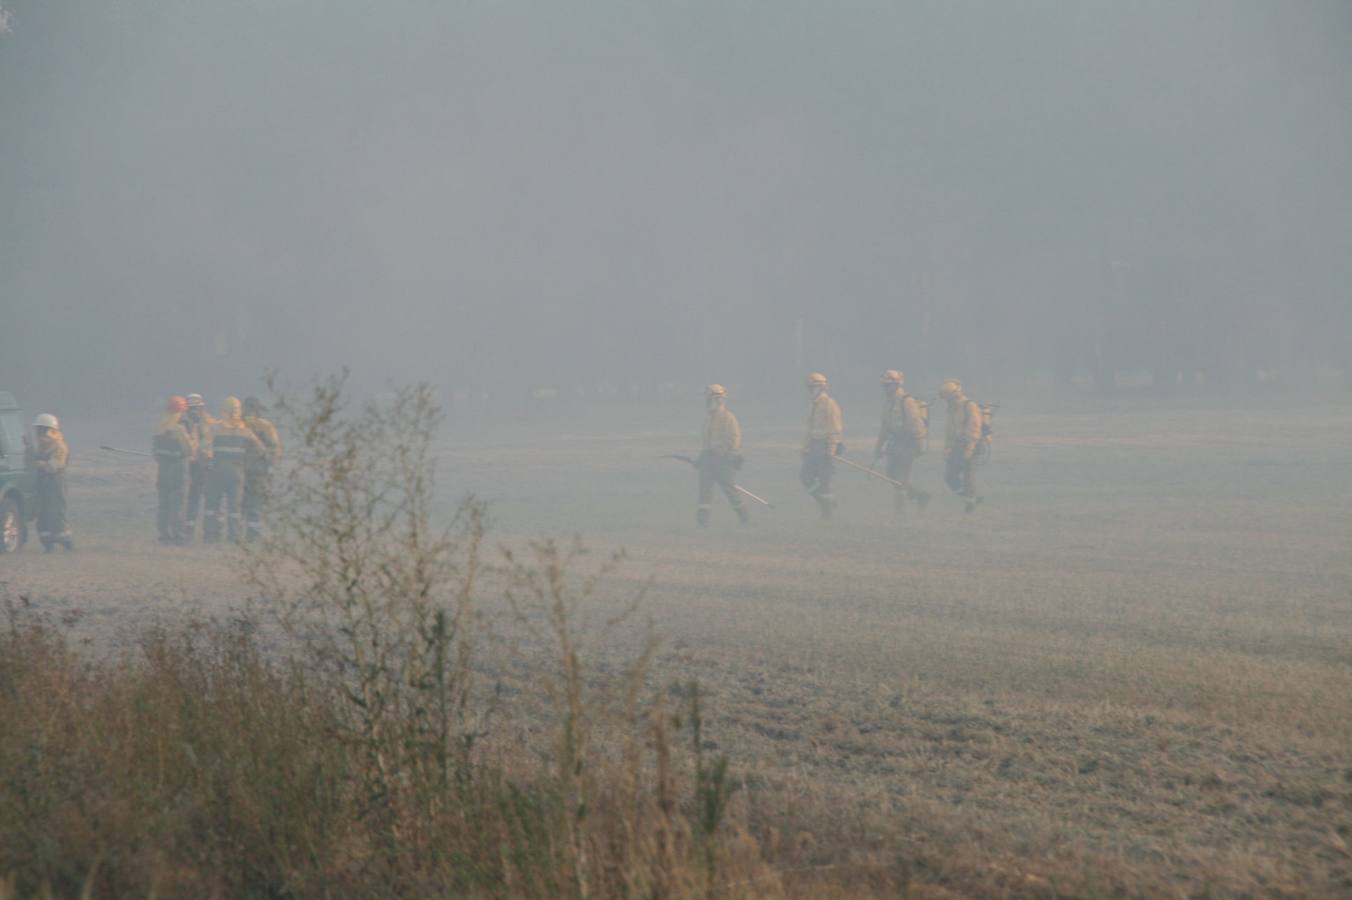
[0,391,37,553]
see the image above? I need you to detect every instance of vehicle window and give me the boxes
[0,413,22,459]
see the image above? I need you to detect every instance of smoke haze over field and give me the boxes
[2,0,1350,415]
[4,9,1352,891]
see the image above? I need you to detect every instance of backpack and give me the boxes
[974,403,998,463]
[914,398,931,429]
[913,398,931,454]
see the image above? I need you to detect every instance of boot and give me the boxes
[815,493,836,520]
[915,491,932,512]
[735,506,750,526]
[696,507,711,529]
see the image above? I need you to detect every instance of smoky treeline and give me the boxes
[2,1,1350,417]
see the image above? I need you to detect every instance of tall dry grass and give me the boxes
[0,595,784,898]
[0,374,780,898]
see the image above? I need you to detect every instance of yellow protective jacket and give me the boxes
[183,412,215,464]
[33,430,69,473]
[945,395,983,457]
[205,416,265,467]
[243,415,282,465]
[702,405,742,454]
[804,391,843,453]
[876,392,926,453]
[153,413,195,461]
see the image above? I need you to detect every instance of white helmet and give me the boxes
[33,413,59,430]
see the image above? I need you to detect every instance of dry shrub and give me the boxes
[0,374,782,898]
[0,599,347,898]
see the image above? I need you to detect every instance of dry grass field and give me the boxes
[4,398,1350,896]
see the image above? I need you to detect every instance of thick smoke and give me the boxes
[2,1,1349,416]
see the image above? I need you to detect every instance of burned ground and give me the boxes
[5,399,1351,896]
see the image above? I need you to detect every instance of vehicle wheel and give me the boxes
[0,496,21,554]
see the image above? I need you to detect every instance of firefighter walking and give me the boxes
[153,396,196,544]
[241,397,281,542]
[696,384,749,527]
[202,396,264,543]
[800,372,843,519]
[940,378,984,512]
[873,370,931,515]
[31,414,74,551]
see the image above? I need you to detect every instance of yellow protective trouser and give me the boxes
[204,463,245,543]
[697,452,746,526]
[242,465,271,542]
[185,463,208,537]
[799,439,836,518]
[944,447,976,500]
[884,441,930,511]
[156,461,188,542]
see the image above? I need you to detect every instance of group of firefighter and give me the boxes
[153,393,281,545]
[694,371,990,526]
[27,375,981,551]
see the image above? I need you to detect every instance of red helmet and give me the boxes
[167,395,188,414]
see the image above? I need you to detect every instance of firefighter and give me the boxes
[696,384,748,527]
[873,370,931,514]
[241,396,281,542]
[31,414,73,551]
[202,396,264,543]
[181,393,213,542]
[153,396,196,544]
[800,372,843,519]
[939,378,983,512]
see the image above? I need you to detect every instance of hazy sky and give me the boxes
[3,1,1349,413]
